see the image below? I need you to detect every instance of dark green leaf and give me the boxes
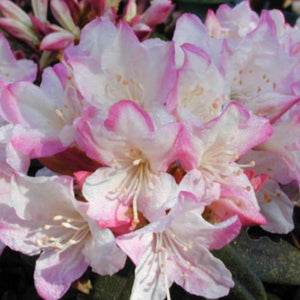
[91,261,134,300]
[232,230,300,285]
[213,243,267,300]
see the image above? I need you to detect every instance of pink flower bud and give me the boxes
[31,0,48,22]
[0,18,39,45]
[50,0,80,37]
[0,0,32,26]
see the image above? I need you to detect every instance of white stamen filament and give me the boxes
[36,214,89,252]
[110,150,154,229]
[155,234,171,300]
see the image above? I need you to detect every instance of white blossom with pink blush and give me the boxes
[117,191,241,300]
[0,174,126,300]
[81,100,192,231]
[188,102,273,225]
[0,63,83,157]
[65,18,177,123]
[221,12,300,123]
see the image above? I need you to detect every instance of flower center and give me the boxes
[111,148,155,229]
[35,214,89,252]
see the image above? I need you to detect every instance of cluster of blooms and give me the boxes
[0,0,299,299]
[0,0,173,66]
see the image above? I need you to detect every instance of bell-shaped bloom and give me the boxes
[117,191,241,299]
[186,102,272,226]
[65,18,177,119]
[0,63,83,157]
[0,174,126,300]
[191,102,273,175]
[80,100,192,231]
[221,12,300,123]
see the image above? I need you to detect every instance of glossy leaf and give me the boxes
[232,230,300,285]
[213,242,267,300]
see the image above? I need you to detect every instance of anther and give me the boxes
[158,247,166,253]
[133,158,142,166]
[62,222,74,229]
[55,242,63,249]
[264,193,272,203]
[148,182,155,189]
[212,102,219,109]
[36,239,43,246]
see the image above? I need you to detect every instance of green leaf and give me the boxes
[213,243,267,300]
[232,230,300,285]
[91,262,134,300]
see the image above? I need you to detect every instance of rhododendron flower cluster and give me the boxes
[0,0,173,66]
[0,1,299,299]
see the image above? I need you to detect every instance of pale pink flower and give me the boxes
[187,102,273,225]
[0,174,126,300]
[221,13,300,123]
[65,18,177,122]
[117,191,241,299]
[0,63,83,157]
[80,100,191,230]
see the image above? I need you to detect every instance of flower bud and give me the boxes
[31,0,48,22]
[0,0,32,26]
[50,0,80,37]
